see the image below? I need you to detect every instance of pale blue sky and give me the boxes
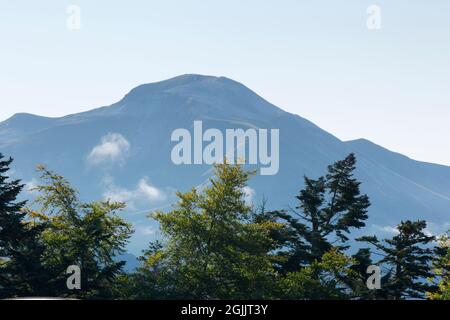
[1,0,449,165]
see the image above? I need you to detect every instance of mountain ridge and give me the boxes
[0,74,449,253]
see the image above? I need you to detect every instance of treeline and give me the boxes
[0,152,449,300]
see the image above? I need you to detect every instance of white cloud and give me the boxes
[243,186,255,206]
[138,178,166,202]
[102,178,134,204]
[136,225,157,236]
[87,133,130,166]
[102,175,166,209]
[424,229,434,237]
[24,178,39,195]
[373,223,443,238]
[424,221,450,238]
[381,226,399,234]
[372,224,399,235]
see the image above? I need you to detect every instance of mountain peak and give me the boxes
[117,74,284,119]
[123,74,226,99]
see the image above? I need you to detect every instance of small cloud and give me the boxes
[103,177,134,202]
[372,224,399,235]
[243,186,255,205]
[102,175,166,210]
[138,178,167,202]
[87,133,130,166]
[381,226,399,234]
[425,222,450,238]
[24,178,39,195]
[372,223,441,240]
[136,225,157,236]
[424,228,434,237]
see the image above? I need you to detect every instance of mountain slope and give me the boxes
[1,74,449,252]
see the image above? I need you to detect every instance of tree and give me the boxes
[138,162,282,299]
[358,220,436,300]
[29,166,133,299]
[270,153,371,272]
[347,248,392,299]
[427,232,450,300]
[0,154,50,298]
[280,248,356,300]
[116,241,170,299]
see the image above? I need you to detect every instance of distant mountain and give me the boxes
[1,74,449,253]
[116,253,139,273]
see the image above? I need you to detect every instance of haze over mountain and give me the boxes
[1,74,449,254]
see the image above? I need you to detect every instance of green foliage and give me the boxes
[280,248,356,299]
[135,162,283,299]
[347,248,387,299]
[427,232,450,300]
[269,153,370,272]
[28,166,133,299]
[115,241,171,299]
[0,154,50,298]
[358,220,436,300]
[2,152,449,300]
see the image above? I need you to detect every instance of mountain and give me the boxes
[116,253,140,273]
[1,74,449,253]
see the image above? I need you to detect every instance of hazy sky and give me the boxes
[1,0,449,165]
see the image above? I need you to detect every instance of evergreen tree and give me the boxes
[138,162,283,299]
[270,153,370,272]
[358,220,436,300]
[347,248,391,299]
[30,166,133,299]
[0,154,50,298]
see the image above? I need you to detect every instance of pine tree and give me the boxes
[358,220,436,299]
[270,153,371,272]
[0,154,49,298]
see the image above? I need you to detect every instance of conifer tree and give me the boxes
[30,166,133,299]
[358,220,436,299]
[270,153,371,272]
[347,248,391,299]
[0,154,49,298]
